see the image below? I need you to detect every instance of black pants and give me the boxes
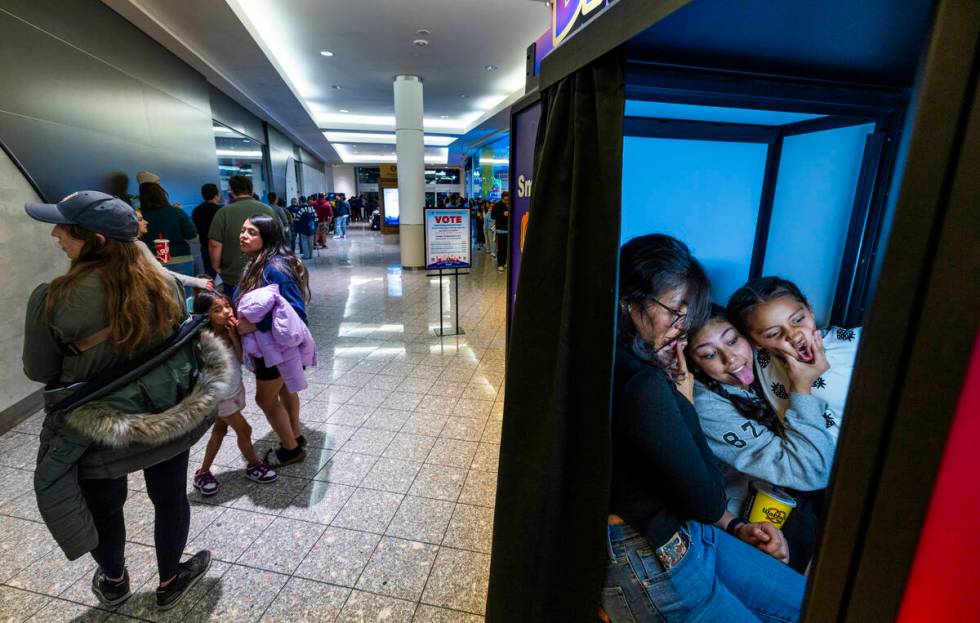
[79,450,191,581]
[496,232,509,267]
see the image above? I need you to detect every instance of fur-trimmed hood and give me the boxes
[66,330,232,447]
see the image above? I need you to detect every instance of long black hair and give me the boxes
[618,234,711,366]
[726,276,809,338]
[138,182,171,211]
[239,214,310,302]
[688,304,784,436]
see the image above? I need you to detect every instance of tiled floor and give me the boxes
[0,222,506,622]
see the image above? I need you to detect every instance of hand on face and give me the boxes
[672,339,694,404]
[784,330,829,394]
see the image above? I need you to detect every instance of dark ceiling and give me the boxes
[626,0,936,88]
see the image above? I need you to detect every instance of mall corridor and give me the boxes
[0,222,504,622]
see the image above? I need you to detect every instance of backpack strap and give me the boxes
[62,327,111,356]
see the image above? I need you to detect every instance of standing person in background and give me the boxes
[192,184,223,278]
[474,201,486,250]
[139,182,198,277]
[313,193,332,249]
[348,194,360,222]
[333,193,351,239]
[491,191,510,271]
[267,193,291,235]
[208,175,277,298]
[287,197,301,253]
[352,194,365,222]
[294,196,318,260]
[482,200,495,256]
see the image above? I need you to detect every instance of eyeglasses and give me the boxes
[648,297,687,329]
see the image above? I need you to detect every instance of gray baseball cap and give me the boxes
[25,191,138,240]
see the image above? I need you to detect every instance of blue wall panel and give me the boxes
[762,123,874,324]
[621,136,768,304]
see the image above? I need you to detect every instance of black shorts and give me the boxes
[252,356,281,381]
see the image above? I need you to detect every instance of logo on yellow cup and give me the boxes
[762,506,788,526]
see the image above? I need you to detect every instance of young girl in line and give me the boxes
[192,290,277,495]
[234,214,312,467]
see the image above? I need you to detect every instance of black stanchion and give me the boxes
[430,267,468,337]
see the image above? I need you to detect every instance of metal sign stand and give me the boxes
[431,267,469,336]
[423,205,472,337]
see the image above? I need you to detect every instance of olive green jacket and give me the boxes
[24,275,230,559]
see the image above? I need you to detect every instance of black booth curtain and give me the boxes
[487,50,625,622]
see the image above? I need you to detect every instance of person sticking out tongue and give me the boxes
[686,304,838,572]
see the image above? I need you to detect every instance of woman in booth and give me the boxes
[604,234,804,622]
[686,304,838,571]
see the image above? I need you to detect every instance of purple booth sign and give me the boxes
[509,101,542,319]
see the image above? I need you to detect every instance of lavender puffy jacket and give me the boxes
[237,284,317,392]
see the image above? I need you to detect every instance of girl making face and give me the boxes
[686,305,835,573]
[727,276,862,434]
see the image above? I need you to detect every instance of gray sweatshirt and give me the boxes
[693,379,839,515]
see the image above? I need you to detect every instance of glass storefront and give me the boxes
[357,166,463,208]
[472,134,509,201]
[213,122,269,201]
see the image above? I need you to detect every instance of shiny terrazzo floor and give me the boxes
[0,222,506,622]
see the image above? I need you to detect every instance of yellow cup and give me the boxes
[747,481,797,529]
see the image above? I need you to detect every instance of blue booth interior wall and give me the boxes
[620,136,768,305]
[763,123,875,323]
[620,109,874,323]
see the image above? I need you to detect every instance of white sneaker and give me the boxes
[497,266,505,272]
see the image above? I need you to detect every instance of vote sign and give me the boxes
[424,208,471,269]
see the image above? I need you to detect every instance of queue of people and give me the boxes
[604,233,860,621]
[21,174,317,611]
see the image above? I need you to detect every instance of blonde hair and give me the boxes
[46,225,183,358]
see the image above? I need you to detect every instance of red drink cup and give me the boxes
[154,238,170,263]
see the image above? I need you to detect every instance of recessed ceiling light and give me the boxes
[416,28,430,36]
[331,84,342,90]
[339,109,349,113]
[439,115,449,119]
[459,94,468,99]
[485,64,498,71]
[320,50,333,57]
[413,39,429,47]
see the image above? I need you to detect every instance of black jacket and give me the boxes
[491,201,509,231]
[610,344,727,548]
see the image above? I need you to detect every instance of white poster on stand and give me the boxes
[424,208,471,269]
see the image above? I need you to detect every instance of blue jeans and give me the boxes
[603,522,804,623]
[335,215,348,237]
[299,234,315,259]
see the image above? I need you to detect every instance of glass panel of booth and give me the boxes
[763,123,876,324]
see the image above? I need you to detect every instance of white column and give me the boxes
[393,75,425,268]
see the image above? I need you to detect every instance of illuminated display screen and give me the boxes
[383,187,400,226]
